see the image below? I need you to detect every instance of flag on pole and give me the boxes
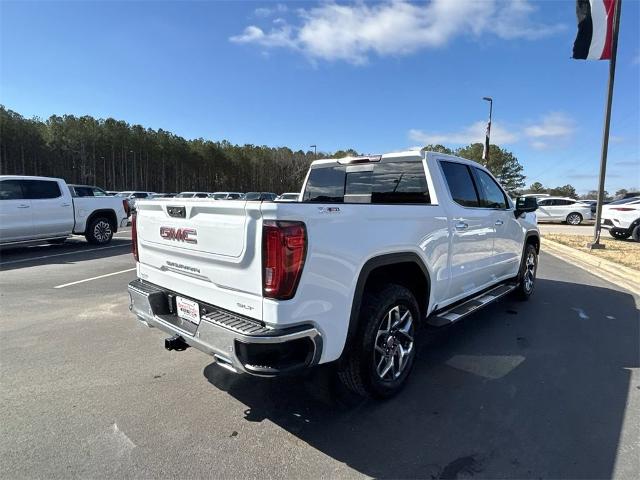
[573,0,617,60]
[482,120,491,161]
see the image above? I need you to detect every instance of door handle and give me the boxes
[495,219,504,226]
[17,204,30,209]
[455,221,468,231]
[61,203,71,207]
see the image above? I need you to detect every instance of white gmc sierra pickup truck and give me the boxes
[0,175,130,246]
[128,151,540,397]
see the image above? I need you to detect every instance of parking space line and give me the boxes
[53,268,136,289]
[0,244,130,266]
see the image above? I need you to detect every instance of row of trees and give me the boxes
[523,182,634,200]
[0,106,327,193]
[1,105,528,194]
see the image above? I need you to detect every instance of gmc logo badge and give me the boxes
[160,226,197,244]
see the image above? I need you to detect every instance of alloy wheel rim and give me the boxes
[568,214,580,225]
[94,221,112,243]
[523,251,536,293]
[373,305,414,381]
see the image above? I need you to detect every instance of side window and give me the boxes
[92,188,107,197]
[537,199,550,206]
[0,180,25,200]
[73,186,94,197]
[440,161,480,207]
[344,161,431,204]
[473,168,508,209]
[303,165,346,203]
[22,180,61,199]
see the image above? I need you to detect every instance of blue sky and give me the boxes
[1,0,638,194]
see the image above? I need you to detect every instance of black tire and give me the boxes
[338,284,419,398]
[515,244,538,301]
[609,228,631,240]
[566,212,583,225]
[85,217,113,245]
[631,225,640,242]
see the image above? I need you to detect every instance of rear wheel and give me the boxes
[609,228,631,240]
[338,284,419,398]
[85,217,113,245]
[631,225,640,242]
[515,244,537,300]
[566,213,583,225]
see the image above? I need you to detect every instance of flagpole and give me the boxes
[589,0,622,249]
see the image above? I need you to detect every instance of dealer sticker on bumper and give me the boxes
[176,296,200,325]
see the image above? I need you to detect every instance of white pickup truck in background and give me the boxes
[0,175,129,246]
[128,151,540,398]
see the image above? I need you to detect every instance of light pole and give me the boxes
[482,97,492,162]
[310,144,317,159]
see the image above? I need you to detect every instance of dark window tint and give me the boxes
[72,186,93,197]
[345,162,430,204]
[557,199,573,206]
[228,193,242,199]
[303,166,346,203]
[194,193,209,198]
[22,180,61,199]
[537,199,551,206]
[441,162,479,207]
[0,180,25,200]
[132,192,148,198]
[473,168,508,209]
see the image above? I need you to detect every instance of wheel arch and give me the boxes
[343,252,431,358]
[85,209,118,234]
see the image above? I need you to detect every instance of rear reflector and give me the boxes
[131,213,139,262]
[262,221,307,300]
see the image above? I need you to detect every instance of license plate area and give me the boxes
[176,296,201,325]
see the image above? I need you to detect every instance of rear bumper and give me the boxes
[128,279,322,376]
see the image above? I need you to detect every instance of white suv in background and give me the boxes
[601,197,640,241]
[535,197,592,225]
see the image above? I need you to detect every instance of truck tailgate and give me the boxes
[135,199,263,320]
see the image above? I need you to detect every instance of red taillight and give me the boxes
[262,221,306,300]
[610,207,636,211]
[122,199,131,217]
[131,213,139,262]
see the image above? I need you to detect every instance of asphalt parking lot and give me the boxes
[1,230,638,479]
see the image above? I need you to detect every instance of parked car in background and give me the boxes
[601,197,640,241]
[149,193,176,199]
[106,191,119,196]
[69,184,110,197]
[244,192,277,201]
[276,192,300,202]
[535,197,592,225]
[115,191,155,211]
[175,192,211,198]
[0,175,128,246]
[211,192,243,200]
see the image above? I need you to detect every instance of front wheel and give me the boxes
[338,284,419,398]
[85,217,113,245]
[566,213,583,225]
[631,225,640,242]
[515,244,538,300]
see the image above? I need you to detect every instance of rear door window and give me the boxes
[0,180,25,200]
[440,161,480,207]
[22,180,61,199]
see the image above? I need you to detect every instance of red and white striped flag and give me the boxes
[573,0,618,60]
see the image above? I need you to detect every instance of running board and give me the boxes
[427,282,517,327]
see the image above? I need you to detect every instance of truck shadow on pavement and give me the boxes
[204,279,639,479]
[0,238,132,271]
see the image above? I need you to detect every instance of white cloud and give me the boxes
[408,112,576,150]
[254,3,288,18]
[409,121,519,146]
[523,112,576,149]
[231,0,565,64]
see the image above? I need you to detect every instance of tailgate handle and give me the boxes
[167,206,186,218]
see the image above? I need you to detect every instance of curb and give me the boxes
[541,237,640,297]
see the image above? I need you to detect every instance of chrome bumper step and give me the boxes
[428,282,517,327]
